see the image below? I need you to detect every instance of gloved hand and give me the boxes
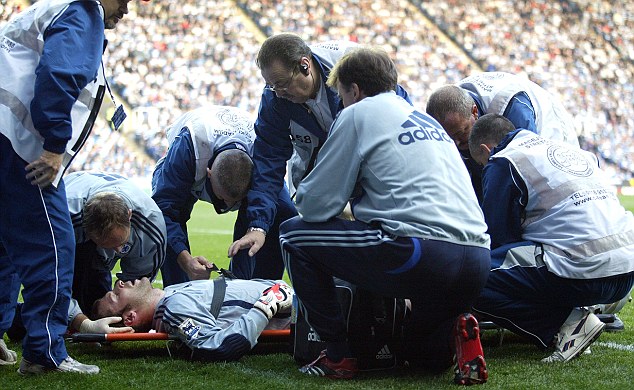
[79,317,135,334]
[253,283,293,320]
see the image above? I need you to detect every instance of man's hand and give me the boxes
[253,283,293,319]
[25,150,63,187]
[177,250,214,280]
[79,317,134,334]
[228,229,266,258]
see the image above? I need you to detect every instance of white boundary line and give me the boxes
[188,228,233,235]
[595,341,634,352]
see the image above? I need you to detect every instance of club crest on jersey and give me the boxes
[118,243,131,255]
[178,318,201,340]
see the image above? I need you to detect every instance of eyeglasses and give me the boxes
[264,68,299,93]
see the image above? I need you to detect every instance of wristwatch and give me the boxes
[247,227,267,236]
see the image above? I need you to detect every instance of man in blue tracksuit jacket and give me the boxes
[0,0,144,374]
[152,106,296,285]
[425,72,579,202]
[229,33,411,259]
[468,114,634,363]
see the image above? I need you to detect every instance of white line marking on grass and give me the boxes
[595,341,634,352]
[188,228,233,235]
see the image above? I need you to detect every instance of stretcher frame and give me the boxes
[69,328,291,343]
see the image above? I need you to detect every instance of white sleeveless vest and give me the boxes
[460,72,579,147]
[0,0,105,186]
[165,106,255,203]
[493,130,634,279]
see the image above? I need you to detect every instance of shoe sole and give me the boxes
[17,361,100,375]
[455,355,488,385]
[604,320,625,332]
[299,365,357,379]
[299,351,357,380]
[562,321,605,362]
[17,368,48,375]
[18,367,99,375]
[454,314,488,385]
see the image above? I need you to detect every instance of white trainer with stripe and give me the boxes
[542,308,605,363]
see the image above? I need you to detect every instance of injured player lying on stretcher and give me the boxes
[91,277,292,361]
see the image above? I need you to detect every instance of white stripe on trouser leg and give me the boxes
[280,242,315,339]
[279,228,392,248]
[38,187,62,367]
[471,306,548,349]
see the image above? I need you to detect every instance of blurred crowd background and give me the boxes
[1,0,632,187]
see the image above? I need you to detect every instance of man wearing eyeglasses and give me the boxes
[229,33,411,259]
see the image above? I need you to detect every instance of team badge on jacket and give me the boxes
[118,243,131,255]
[178,318,201,340]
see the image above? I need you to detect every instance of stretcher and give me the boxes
[69,328,291,343]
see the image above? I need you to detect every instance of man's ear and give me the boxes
[299,56,311,76]
[479,143,492,157]
[127,209,132,222]
[471,103,479,120]
[351,83,365,104]
[122,310,137,326]
[475,143,495,165]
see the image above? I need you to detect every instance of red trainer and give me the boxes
[299,350,358,379]
[453,313,488,385]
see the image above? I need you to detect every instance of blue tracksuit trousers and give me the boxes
[280,216,490,370]
[160,185,297,286]
[473,241,634,349]
[0,134,74,367]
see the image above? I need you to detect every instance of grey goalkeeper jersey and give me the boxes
[65,171,167,280]
[153,279,284,353]
[296,92,490,248]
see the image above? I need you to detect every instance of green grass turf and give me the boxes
[2,200,634,388]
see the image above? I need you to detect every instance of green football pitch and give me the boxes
[2,200,634,389]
